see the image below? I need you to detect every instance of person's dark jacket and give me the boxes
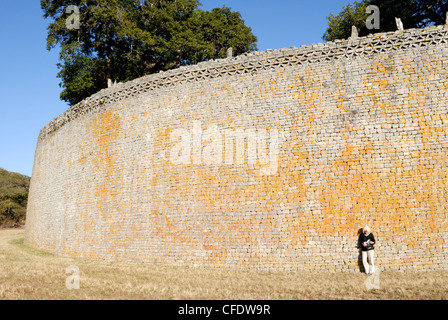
[358,233,376,251]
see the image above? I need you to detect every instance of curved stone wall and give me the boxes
[25,26,448,272]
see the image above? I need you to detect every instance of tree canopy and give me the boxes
[0,168,30,228]
[41,0,257,106]
[323,0,448,42]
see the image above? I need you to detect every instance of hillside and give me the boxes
[0,168,30,228]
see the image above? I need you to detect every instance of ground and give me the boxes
[0,228,447,300]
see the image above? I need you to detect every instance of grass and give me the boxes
[0,228,447,300]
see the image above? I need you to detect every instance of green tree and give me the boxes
[186,7,258,63]
[323,0,448,42]
[323,1,371,42]
[0,168,30,227]
[42,0,257,106]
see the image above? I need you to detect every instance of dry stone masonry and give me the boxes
[26,25,448,272]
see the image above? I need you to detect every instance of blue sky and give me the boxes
[0,0,350,177]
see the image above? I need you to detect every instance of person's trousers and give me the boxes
[362,250,375,273]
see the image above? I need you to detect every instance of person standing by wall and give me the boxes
[358,226,376,274]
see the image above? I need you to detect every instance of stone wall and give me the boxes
[25,26,448,272]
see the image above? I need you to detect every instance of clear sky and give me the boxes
[0,0,351,177]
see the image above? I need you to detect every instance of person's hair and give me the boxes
[363,226,370,233]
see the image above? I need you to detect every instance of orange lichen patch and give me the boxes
[306,114,315,127]
[90,109,120,172]
[83,108,139,256]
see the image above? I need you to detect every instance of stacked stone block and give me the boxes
[25,26,448,272]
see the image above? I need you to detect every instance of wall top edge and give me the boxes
[38,25,448,141]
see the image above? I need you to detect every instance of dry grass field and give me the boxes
[0,228,447,300]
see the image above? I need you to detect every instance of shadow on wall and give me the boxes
[357,227,364,273]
